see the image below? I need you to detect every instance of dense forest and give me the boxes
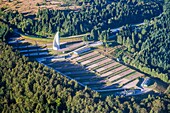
[0,21,9,41]
[115,1,170,83]
[0,42,169,112]
[0,0,162,38]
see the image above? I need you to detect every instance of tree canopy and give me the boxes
[0,0,162,38]
[0,42,169,113]
[115,1,170,83]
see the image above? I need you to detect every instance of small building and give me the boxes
[73,47,91,55]
[116,58,120,62]
[141,78,151,87]
[125,90,136,96]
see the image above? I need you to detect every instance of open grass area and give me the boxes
[20,33,84,46]
[0,0,82,15]
[21,34,53,43]
[95,62,119,72]
[78,50,94,57]
[77,54,100,62]
[100,67,129,80]
[84,57,108,67]
[99,64,122,74]
[117,73,141,87]
[110,71,136,83]
[81,56,105,66]
[70,51,93,60]
[90,60,113,70]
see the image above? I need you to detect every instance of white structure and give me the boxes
[73,47,91,55]
[53,32,60,50]
[141,78,151,87]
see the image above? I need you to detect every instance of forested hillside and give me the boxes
[0,0,162,37]
[0,42,169,112]
[116,1,170,83]
[0,21,9,41]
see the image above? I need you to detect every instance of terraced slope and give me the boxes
[8,36,147,96]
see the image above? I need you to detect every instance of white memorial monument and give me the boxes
[53,32,60,50]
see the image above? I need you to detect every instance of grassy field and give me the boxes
[0,0,82,15]
[17,33,85,57]
[84,57,108,67]
[21,34,53,43]
[77,54,100,62]
[98,64,122,74]
[90,61,113,70]
[21,34,83,43]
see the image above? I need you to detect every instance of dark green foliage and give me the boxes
[0,43,169,112]
[0,21,9,41]
[116,1,170,83]
[0,0,162,38]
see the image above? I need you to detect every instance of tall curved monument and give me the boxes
[53,32,60,50]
